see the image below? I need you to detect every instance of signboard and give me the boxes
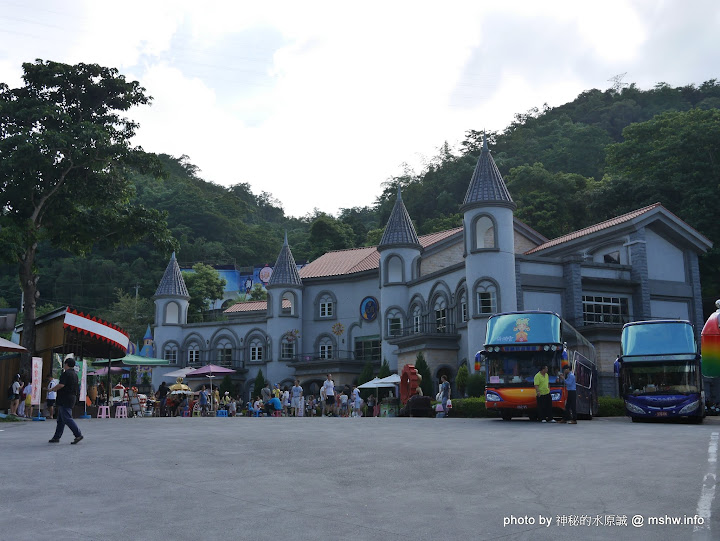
[31,357,42,406]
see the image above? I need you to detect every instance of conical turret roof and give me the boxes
[461,135,515,211]
[378,188,421,251]
[154,252,190,298]
[268,232,303,288]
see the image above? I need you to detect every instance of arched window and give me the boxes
[319,336,334,359]
[476,280,498,315]
[474,215,496,250]
[187,342,200,364]
[163,343,178,364]
[249,338,264,362]
[165,302,179,324]
[412,305,423,333]
[282,291,296,316]
[434,297,447,332]
[216,339,233,365]
[387,256,403,283]
[460,291,468,323]
[318,293,334,318]
[387,308,403,337]
[281,334,296,360]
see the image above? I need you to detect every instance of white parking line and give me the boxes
[694,432,719,538]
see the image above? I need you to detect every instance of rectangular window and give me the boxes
[478,292,496,315]
[188,349,200,364]
[281,341,296,359]
[217,348,232,364]
[413,314,421,333]
[388,318,402,337]
[355,336,381,362]
[250,346,263,362]
[320,344,333,359]
[435,309,447,332]
[582,295,630,325]
[461,302,468,323]
[320,301,333,318]
[164,349,177,364]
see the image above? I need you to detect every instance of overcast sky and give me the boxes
[2,1,719,217]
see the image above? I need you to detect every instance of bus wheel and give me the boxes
[501,412,513,421]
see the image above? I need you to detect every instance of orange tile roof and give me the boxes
[299,227,464,279]
[224,299,290,314]
[526,203,663,254]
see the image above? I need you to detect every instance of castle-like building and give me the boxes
[151,138,712,399]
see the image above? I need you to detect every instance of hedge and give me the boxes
[448,397,490,418]
[596,396,626,417]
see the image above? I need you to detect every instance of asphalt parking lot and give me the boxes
[1,415,718,541]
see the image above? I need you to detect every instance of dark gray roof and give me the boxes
[460,136,515,211]
[154,252,190,298]
[268,233,303,288]
[379,188,421,251]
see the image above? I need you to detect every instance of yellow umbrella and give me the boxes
[168,377,191,391]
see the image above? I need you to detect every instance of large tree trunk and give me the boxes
[19,242,38,376]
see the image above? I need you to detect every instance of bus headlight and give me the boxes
[626,402,645,414]
[679,401,700,415]
[485,392,502,402]
[550,392,562,401]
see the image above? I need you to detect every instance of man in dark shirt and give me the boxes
[156,381,169,417]
[48,357,83,444]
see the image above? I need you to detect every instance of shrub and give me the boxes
[456,364,469,396]
[466,373,485,398]
[450,397,489,418]
[597,396,626,417]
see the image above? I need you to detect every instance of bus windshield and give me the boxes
[485,351,561,384]
[622,322,696,357]
[623,361,699,395]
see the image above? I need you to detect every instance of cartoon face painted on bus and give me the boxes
[514,318,530,342]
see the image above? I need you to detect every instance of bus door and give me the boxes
[573,352,596,417]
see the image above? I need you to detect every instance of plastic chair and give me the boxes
[216,409,228,417]
[272,410,282,417]
[115,405,128,419]
[181,408,191,417]
[97,405,111,419]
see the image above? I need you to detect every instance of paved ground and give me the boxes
[1,414,719,541]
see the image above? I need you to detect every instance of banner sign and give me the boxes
[31,357,42,406]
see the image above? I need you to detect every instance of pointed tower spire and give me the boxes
[460,135,515,212]
[378,187,421,251]
[268,234,302,287]
[154,252,190,298]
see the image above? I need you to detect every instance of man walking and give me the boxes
[559,365,577,424]
[323,373,335,417]
[534,365,555,423]
[48,358,83,444]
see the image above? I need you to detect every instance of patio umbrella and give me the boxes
[377,374,401,384]
[0,337,26,352]
[88,366,130,376]
[163,367,197,379]
[186,365,236,412]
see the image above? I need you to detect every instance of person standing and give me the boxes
[48,358,83,444]
[46,374,59,419]
[9,374,21,416]
[23,380,33,418]
[534,365,555,423]
[323,374,335,417]
[198,386,209,416]
[291,380,303,417]
[559,366,577,424]
[261,383,271,405]
[440,375,451,418]
[156,381,169,417]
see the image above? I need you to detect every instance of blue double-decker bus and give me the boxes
[620,320,704,423]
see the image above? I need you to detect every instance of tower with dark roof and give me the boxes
[462,136,518,365]
[266,233,303,380]
[378,188,422,369]
[154,252,190,326]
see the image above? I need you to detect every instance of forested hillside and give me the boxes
[2,80,719,325]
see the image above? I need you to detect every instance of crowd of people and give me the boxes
[153,373,385,418]
[6,373,35,419]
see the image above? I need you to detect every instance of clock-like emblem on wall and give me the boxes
[360,296,379,322]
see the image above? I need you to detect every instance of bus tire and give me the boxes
[501,412,513,421]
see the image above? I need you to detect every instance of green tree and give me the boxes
[219,374,234,397]
[0,60,174,373]
[456,364,469,397]
[378,358,391,379]
[414,352,433,397]
[466,373,486,398]
[248,284,267,301]
[183,263,227,322]
[252,369,266,401]
[99,289,154,345]
[357,361,375,400]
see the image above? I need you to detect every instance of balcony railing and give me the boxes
[389,323,458,338]
[186,359,245,370]
[286,350,358,362]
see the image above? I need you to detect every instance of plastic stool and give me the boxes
[181,408,190,417]
[216,409,228,417]
[192,409,202,417]
[115,405,128,418]
[272,410,282,417]
[97,406,111,419]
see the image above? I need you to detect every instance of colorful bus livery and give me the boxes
[483,311,598,421]
[620,320,704,423]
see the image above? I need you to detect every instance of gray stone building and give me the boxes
[151,138,712,399]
